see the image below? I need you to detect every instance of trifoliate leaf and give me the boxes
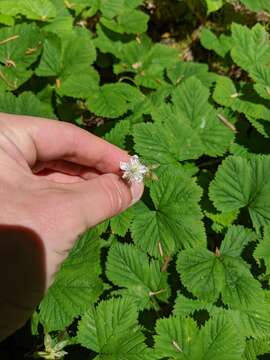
[209,155,270,230]
[134,77,234,167]
[86,83,144,118]
[177,226,260,307]
[131,170,206,257]
[106,243,169,309]
[77,297,152,359]
[154,313,245,359]
[38,230,103,331]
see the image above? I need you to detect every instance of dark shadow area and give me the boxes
[0,225,46,357]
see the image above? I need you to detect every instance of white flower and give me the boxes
[120,155,148,183]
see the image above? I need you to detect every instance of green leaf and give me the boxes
[154,315,198,358]
[104,119,130,148]
[36,33,62,77]
[205,0,224,14]
[36,28,96,78]
[173,293,217,317]
[86,83,144,118]
[239,0,270,12]
[106,243,169,309]
[213,76,270,122]
[231,23,270,72]
[167,61,217,88]
[94,24,125,58]
[100,9,149,34]
[61,27,96,75]
[154,313,245,359]
[172,77,234,156]
[0,92,55,118]
[115,36,179,89]
[228,302,270,338]
[98,0,147,34]
[204,210,239,233]
[173,293,270,339]
[177,226,262,307]
[200,28,232,57]
[56,67,100,98]
[244,337,270,360]
[0,23,42,90]
[77,297,152,359]
[19,0,57,21]
[194,313,245,359]
[250,65,270,100]
[39,230,103,331]
[177,247,225,303]
[131,170,206,257]
[0,14,14,26]
[134,77,234,167]
[110,207,134,237]
[209,155,270,229]
[0,0,57,21]
[254,225,270,274]
[220,225,256,257]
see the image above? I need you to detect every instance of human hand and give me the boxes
[0,113,144,341]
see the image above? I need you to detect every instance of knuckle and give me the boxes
[100,174,131,215]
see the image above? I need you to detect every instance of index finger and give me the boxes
[0,113,129,173]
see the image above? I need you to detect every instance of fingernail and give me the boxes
[130,182,144,205]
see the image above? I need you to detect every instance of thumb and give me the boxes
[70,173,144,228]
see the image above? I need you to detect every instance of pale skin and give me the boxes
[0,113,144,341]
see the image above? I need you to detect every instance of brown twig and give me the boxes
[0,35,19,46]
[0,71,14,89]
[161,256,172,272]
[217,113,237,133]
